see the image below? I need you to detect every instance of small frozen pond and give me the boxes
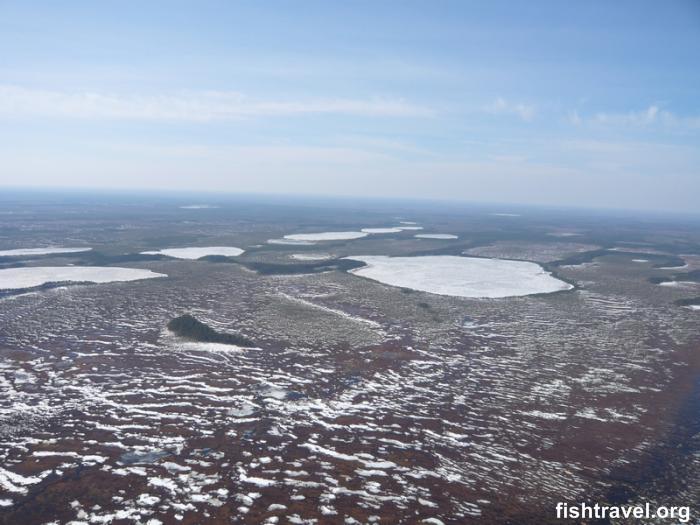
[267,238,316,246]
[284,231,368,241]
[141,247,244,259]
[0,247,92,257]
[0,267,166,290]
[415,234,458,240]
[289,253,333,261]
[345,255,573,298]
[361,227,404,234]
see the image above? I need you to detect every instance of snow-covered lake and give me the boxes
[0,267,166,290]
[141,247,244,259]
[344,255,573,298]
[415,234,458,240]
[284,231,368,241]
[0,247,92,257]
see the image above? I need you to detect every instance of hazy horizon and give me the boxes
[2,1,699,212]
[4,185,700,219]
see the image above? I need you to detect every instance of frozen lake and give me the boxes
[284,231,368,241]
[141,247,244,259]
[345,255,573,298]
[0,247,92,257]
[0,266,166,290]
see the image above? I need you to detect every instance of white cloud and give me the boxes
[0,85,433,120]
[483,97,536,121]
[594,105,660,126]
[571,105,700,129]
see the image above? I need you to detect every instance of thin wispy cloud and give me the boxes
[0,85,433,121]
[483,97,536,121]
[570,105,700,129]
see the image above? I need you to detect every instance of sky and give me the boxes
[1,0,699,212]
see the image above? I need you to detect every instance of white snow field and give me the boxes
[0,247,92,257]
[284,231,368,241]
[0,267,166,290]
[141,247,244,259]
[344,255,573,298]
[415,234,458,240]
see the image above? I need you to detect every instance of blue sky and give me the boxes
[1,1,699,211]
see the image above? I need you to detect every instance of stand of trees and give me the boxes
[167,314,255,347]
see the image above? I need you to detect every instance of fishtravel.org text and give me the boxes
[556,502,690,522]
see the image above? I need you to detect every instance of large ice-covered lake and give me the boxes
[0,266,166,290]
[345,255,573,298]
